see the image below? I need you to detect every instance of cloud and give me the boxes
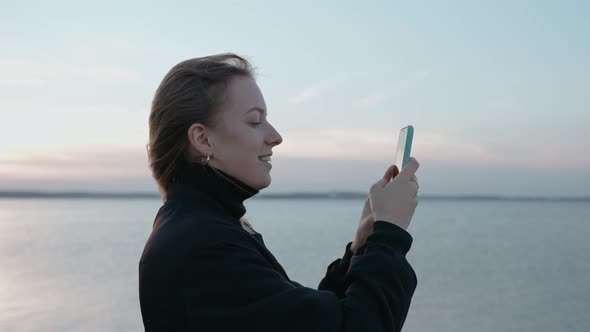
[0,130,588,196]
[0,143,158,192]
[0,127,489,192]
[271,127,590,170]
[288,84,329,104]
[0,60,140,86]
[358,92,390,107]
[359,70,430,107]
[0,101,148,158]
[275,128,492,163]
[412,70,430,80]
[266,155,590,197]
[287,72,366,104]
[0,144,151,179]
[482,141,590,170]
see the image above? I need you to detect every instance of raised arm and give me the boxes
[179,220,417,332]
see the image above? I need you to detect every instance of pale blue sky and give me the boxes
[0,0,588,196]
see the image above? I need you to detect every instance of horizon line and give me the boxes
[0,190,588,202]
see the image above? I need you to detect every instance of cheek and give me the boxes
[230,127,263,156]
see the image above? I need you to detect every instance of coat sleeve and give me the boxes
[318,241,355,298]
[178,220,417,332]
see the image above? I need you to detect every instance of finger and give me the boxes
[409,174,419,189]
[393,165,400,179]
[398,157,420,180]
[375,164,396,188]
[384,164,396,181]
[408,181,418,195]
[362,196,371,214]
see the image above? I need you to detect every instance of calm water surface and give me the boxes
[0,198,588,331]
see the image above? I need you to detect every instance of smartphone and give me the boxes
[394,125,414,170]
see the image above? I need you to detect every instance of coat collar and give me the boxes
[166,161,259,220]
[163,162,290,279]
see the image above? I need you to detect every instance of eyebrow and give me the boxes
[246,107,267,115]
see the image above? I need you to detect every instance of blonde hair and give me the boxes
[147,53,255,201]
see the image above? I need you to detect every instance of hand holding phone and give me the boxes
[367,125,419,230]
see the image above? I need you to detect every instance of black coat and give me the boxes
[139,162,417,331]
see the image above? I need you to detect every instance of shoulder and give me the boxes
[140,201,252,266]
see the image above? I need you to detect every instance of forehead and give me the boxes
[222,76,266,115]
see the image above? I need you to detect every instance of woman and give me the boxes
[139,53,420,332]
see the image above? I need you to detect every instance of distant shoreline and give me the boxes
[0,190,588,202]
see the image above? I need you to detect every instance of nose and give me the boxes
[267,124,283,147]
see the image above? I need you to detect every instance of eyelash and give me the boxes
[251,122,262,127]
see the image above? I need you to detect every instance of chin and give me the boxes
[254,174,272,190]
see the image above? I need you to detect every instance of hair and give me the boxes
[147,53,255,202]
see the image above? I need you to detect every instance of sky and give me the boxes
[0,0,588,197]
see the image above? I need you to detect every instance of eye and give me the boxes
[250,122,262,126]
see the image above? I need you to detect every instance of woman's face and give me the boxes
[188,75,283,190]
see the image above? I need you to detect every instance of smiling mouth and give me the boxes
[258,158,272,168]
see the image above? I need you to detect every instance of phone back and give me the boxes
[394,125,414,170]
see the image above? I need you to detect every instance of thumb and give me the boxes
[398,157,420,180]
[362,196,371,216]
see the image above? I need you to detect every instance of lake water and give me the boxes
[0,198,588,331]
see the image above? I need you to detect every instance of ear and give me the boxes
[187,123,212,159]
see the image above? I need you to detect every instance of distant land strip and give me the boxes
[0,190,588,202]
